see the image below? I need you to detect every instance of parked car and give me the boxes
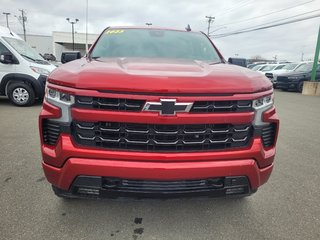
[251,64,268,71]
[39,27,279,199]
[0,26,56,106]
[43,53,56,61]
[228,57,247,67]
[266,62,312,87]
[247,62,267,69]
[61,51,81,64]
[257,64,286,74]
[277,62,320,92]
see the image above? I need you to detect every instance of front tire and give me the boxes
[7,82,35,106]
[297,81,304,93]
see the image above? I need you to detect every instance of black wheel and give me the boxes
[7,82,35,106]
[297,81,304,93]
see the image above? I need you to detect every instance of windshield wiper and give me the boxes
[35,59,49,64]
[21,54,36,62]
[208,61,223,65]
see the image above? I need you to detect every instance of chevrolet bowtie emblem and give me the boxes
[143,99,193,116]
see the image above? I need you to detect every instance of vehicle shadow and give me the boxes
[49,196,258,239]
[0,97,43,106]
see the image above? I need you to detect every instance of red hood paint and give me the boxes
[49,58,272,94]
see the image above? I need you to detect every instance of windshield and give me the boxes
[91,29,222,63]
[261,65,276,72]
[3,37,45,62]
[282,63,298,70]
[252,65,264,71]
[295,63,313,72]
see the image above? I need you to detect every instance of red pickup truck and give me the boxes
[39,27,279,199]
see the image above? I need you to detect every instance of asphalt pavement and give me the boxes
[0,90,319,240]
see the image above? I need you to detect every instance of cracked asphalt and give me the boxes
[0,90,319,240]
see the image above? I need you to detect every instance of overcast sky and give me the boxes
[1,0,320,61]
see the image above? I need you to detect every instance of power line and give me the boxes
[213,13,320,38]
[214,0,253,18]
[214,10,320,37]
[214,0,315,27]
[219,8,320,35]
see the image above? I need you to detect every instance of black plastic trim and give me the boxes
[60,175,252,199]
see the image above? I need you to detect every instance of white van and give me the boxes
[0,26,56,106]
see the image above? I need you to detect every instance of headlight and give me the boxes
[252,94,274,126]
[30,66,50,76]
[45,86,74,123]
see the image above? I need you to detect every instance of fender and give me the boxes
[0,73,47,97]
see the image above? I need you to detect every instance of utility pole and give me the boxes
[66,18,79,51]
[273,55,277,61]
[205,16,215,36]
[85,0,88,53]
[3,12,10,28]
[19,9,27,41]
[15,10,27,41]
[301,52,304,61]
[311,25,320,81]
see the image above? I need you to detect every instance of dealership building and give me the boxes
[19,32,99,60]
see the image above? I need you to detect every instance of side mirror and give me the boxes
[61,51,81,64]
[0,52,14,64]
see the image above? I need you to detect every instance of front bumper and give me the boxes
[39,89,279,198]
[43,158,272,198]
[277,81,298,90]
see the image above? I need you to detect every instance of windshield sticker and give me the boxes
[105,30,124,34]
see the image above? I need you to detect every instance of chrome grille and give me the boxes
[73,121,253,152]
[75,96,252,113]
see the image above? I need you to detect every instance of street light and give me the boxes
[66,18,79,51]
[3,12,11,28]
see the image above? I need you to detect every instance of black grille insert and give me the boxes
[73,121,253,152]
[42,120,61,145]
[276,76,288,83]
[102,177,225,192]
[75,96,145,112]
[261,123,276,147]
[191,100,252,113]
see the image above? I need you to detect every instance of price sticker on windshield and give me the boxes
[105,30,124,34]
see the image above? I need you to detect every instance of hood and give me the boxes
[31,62,56,73]
[48,58,272,94]
[267,69,291,75]
[277,70,311,78]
